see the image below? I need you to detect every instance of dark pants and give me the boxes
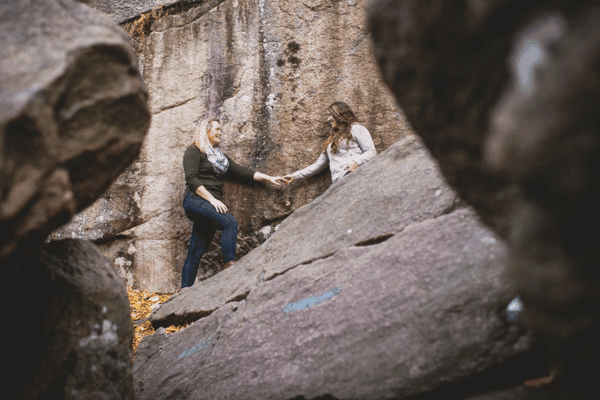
[181,192,237,288]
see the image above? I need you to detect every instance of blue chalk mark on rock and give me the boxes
[283,287,341,313]
[179,339,212,359]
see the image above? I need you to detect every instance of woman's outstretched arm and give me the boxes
[254,172,284,186]
[225,156,284,186]
[283,152,329,183]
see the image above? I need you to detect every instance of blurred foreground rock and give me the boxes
[1,240,133,400]
[0,0,150,264]
[463,384,586,400]
[368,0,600,397]
[133,137,538,400]
[0,0,149,398]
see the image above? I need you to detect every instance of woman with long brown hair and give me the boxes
[283,101,376,184]
[181,118,284,289]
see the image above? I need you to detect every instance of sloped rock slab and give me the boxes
[151,136,461,326]
[134,208,528,399]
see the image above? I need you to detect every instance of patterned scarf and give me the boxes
[205,144,229,176]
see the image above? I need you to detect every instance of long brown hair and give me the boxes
[323,102,358,153]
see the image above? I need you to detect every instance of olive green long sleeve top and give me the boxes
[183,145,256,200]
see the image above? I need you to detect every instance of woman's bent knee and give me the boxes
[224,213,238,229]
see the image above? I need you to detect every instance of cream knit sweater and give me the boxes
[291,123,376,182]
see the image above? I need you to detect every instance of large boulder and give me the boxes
[0,0,150,264]
[133,137,536,399]
[57,0,409,292]
[1,239,134,400]
[367,0,600,397]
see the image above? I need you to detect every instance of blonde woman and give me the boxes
[181,118,283,289]
[283,102,376,184]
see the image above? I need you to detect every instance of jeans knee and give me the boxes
[226,214,238,230]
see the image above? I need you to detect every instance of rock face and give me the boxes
[133,137,534,400]
[0,0,150,264]
[1,240,134,400]
[58,0,409,292]
[367,0,600,397]
[77,0,183,23]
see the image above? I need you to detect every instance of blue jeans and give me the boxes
[181,192,238,288]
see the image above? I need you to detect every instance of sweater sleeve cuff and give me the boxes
[240,168,256,183]
[189,178,204,193]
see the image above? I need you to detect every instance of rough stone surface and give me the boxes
[133,137,533,400]
[61,0,409,292]
[80,1,230,24]
[1,239,134,400]
[368,0,600,397]
[151,135,460,323]
[77,0,184,23]
[0,0,150,264]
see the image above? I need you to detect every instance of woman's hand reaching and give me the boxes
[267,175,285,186]
[254,172,286,186]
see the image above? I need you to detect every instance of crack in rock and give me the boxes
[227,290,250,303]
[263,250,339,283]
[150,0,229,32]
[151,309,212,330]
[287,395,339,400]
[153,96,196,115]
[354,233,395,247]
[152,292,249,329]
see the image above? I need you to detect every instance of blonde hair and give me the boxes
[192,118,219,152]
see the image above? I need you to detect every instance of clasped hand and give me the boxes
[254,172,286,187]
[261,174,294,185]
[265,175,286,186]
[279,162,357,185]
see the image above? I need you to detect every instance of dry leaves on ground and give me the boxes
[127,287,189,357]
